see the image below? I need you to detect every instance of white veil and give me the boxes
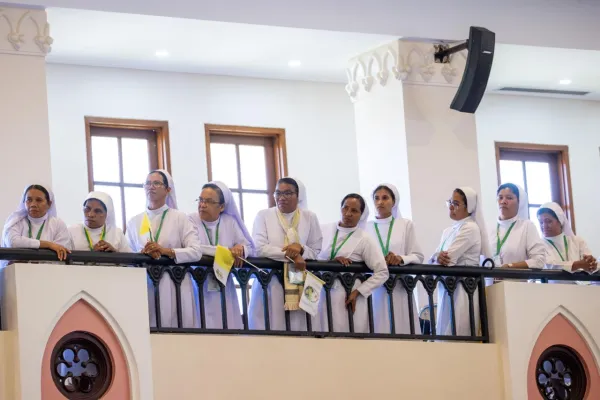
[539,202,574,237]
[84,191,117,230]
[151,169,178,210]
[459,187,492,258]
[2,184,57,247]
[374,183,401,218]
[212,181,255,254]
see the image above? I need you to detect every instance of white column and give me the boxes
[0,6,53,224]
[350,40,482,308]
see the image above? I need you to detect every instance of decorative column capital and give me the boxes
[346,39,467,100]
[0,6,52,56]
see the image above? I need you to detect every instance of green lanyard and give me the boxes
[496,221,517,256]
[374,217,395,256]
[83,225,106,251]
[202,220,220,246]
[329,229,355,260]
[149,209,169,242]
[27,219,46,240]
[546,235,569,262]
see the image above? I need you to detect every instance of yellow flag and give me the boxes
[213,245,235,286]
[139,213,151,236]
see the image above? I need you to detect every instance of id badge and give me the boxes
[207,275,221,292]
[493,255,502,268]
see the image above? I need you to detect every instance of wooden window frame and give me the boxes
[495,141,575,232]
[204,124,288,211]
[85,116,171,228]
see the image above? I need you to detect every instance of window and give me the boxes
[205,124,288,226]
[205,124,288,313]
[85,117,171,230]
[495,142,575,231]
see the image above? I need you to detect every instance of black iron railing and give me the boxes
[1,249,599,343]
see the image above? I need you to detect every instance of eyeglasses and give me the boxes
[144,181,166,188]
[274,190,297,199]
[196,197,222,206]
[446,200,465,208]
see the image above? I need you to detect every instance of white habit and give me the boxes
[3,215,71,250]
[317,223,389,333]
[367,216,423,334]
[491,217,547,268]
[433,217,482,336]
[69,224,131,252]
[249,207,323,331]
[127,204,202,328]
[189,212,252,329]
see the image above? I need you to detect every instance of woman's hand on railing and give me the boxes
[292,255,306,271]
[385,252,403,266]
[142,241,164,260]
[334,256,353,267]
[40,241,71,261]
[574,258,597,272]
[282,243,303,259]
[345,289,359,313]
[93,240,117,253]
[230,244,245,267]
[437,251,451,266]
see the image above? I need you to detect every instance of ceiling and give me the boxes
[45,8,600,100]
[8,0,600,51]
[45,8,397,82]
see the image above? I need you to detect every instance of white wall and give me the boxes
[0,54,53,228]
[476,94,600,255]
[46,64,359,227]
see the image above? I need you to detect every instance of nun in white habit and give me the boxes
[317,193,389,333]
[188,181,255,329]
[69,191,131,252]
[492,183,547,269]
[433,187,490,336]
[537,202,597,279]
[249,177,323,331]
[126,170,202,328]
[2,184,71,262]
[368,183,423,334]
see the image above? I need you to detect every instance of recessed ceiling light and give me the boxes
[155,50,169,57]
[288,60,301,68]
[559,79,571,85]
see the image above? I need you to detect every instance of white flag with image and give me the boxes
[299,271,325,317]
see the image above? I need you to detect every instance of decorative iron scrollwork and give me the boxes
[147,264,163,284]
[190,267,208,286]
[421,275,437,294]
[234,268,251,285]
[536,345,587,400]
[168,265,188,284]
[384,276,397,293]
[442,276,457,294]
[51,331,112,400]
[462,277,478,294]
[321,271,337,289]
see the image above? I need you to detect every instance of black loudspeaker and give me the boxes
[450,26,495,114]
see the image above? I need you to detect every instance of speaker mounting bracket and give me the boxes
[434,41,468,64]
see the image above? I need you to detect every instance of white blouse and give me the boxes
[491,217,547,268]
[318,223,389,297]
[252,207,322,261]
[68,223,131,253]
[543,233,592,271]
[126,204,202,263]
[366,216,424,264]
[3,214,71,249]
[188,213,253,257]
[432,217,481,267]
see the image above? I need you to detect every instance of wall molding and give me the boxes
[0,6,52,55]
[346,40,466,100]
